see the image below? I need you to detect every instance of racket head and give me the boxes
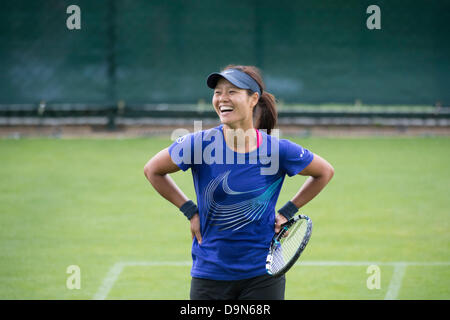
[266,214,312,277]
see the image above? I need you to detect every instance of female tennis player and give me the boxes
[144,65,334,300]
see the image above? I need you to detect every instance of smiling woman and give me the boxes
[143,64,334,300]
[209,65,277,136]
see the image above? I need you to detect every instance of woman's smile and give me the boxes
[219,105,234,114]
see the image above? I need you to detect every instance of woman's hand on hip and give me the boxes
[190,213,202,245]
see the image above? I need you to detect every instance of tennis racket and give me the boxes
[266,214,312,277]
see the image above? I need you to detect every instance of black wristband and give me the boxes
[277,201,298,220]
[179,200,198,220]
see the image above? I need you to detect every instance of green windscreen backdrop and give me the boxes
[1,0,449,106]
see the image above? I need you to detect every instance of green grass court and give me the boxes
[0,136,449,299]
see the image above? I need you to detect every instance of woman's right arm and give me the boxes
[144,148,202,244]
[143,147,190,208]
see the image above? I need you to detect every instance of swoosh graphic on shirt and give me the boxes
[204,171,282,231]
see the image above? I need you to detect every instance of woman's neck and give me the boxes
[223,124,258,153]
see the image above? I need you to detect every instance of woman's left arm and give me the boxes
[275,154,334,232]
[291,153,334,209]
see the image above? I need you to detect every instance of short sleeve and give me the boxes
[280,139,314,177]
[168,133,194,171]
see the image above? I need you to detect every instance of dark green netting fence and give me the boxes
[1,0,449,107]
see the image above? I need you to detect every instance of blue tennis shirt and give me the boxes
[168,124,314,280]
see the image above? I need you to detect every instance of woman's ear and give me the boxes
[250,92,259,109]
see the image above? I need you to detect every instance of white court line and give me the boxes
[93,261,191,300]
[93,260,450,300]
[92,262,126,300]
[384,263,407,300]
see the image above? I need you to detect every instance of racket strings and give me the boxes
[271,220,307,274]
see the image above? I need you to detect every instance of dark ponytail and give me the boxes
[222,64,278,135]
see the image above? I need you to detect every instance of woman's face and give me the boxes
[212,78,259,129]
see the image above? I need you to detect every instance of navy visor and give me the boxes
[207,68,262,97]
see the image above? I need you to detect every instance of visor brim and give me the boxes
[206,72,252,91]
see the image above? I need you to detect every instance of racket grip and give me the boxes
[266,254,273,275]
